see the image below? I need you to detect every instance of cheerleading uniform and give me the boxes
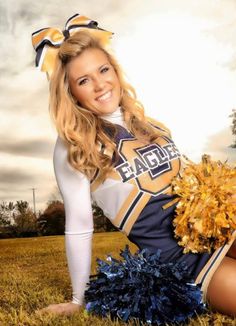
[53,107,235,305]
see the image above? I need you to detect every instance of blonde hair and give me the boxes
[49,30,167,180]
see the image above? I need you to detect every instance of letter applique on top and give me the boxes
[90,122,181,235]
[115,138,181,195]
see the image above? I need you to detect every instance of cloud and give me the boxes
[0,138,54,159]
[1,168,36,184]
[0,68,48,112]
[203,127,236,164]
[1,0,236,212]
[1,0,127,77]
[0,162,58,210]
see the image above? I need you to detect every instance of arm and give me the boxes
[53,136,94,306]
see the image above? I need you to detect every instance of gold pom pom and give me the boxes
[172,155,236,253]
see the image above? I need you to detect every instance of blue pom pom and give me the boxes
[85,246,205,324]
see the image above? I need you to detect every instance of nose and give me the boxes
[93,76,105,92]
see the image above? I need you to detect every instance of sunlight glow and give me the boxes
[114,12,236,161]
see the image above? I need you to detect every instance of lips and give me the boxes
[96,90,112,103]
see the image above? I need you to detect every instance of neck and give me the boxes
[101,107,126,127]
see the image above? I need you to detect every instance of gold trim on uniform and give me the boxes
[195,230,236,301]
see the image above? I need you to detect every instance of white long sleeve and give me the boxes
[53,136,94,305]
[52,107,125,305]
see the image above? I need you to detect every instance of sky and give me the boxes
[1,0,236,212]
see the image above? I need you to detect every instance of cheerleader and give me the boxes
[32,14,236,321]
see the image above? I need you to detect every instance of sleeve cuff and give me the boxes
[72,296,83,305]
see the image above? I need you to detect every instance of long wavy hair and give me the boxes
[49,30,168,180]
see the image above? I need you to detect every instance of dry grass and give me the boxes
[0,233,235,326]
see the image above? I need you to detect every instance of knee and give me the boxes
[206,257,236,316]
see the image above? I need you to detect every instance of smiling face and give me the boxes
[67,48,121,115]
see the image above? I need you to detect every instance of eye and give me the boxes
[78,78,88,86]
[100,66,109,73]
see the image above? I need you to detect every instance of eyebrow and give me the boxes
[75,63,110,82]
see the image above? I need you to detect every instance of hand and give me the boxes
[35,302,82,316]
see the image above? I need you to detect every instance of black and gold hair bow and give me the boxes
[32,13,113,77]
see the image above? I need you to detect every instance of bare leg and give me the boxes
[206,256,236,316]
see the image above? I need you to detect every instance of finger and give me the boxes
[35,306,56,314]
[35,308,48,315]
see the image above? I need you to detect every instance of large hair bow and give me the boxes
[32,13,113,77]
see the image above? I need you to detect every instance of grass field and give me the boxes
[0,232,236,326]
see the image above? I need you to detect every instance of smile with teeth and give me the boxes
[96,90,112,102]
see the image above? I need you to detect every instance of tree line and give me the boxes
[230,109,236,148]
[0,200,116,239]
